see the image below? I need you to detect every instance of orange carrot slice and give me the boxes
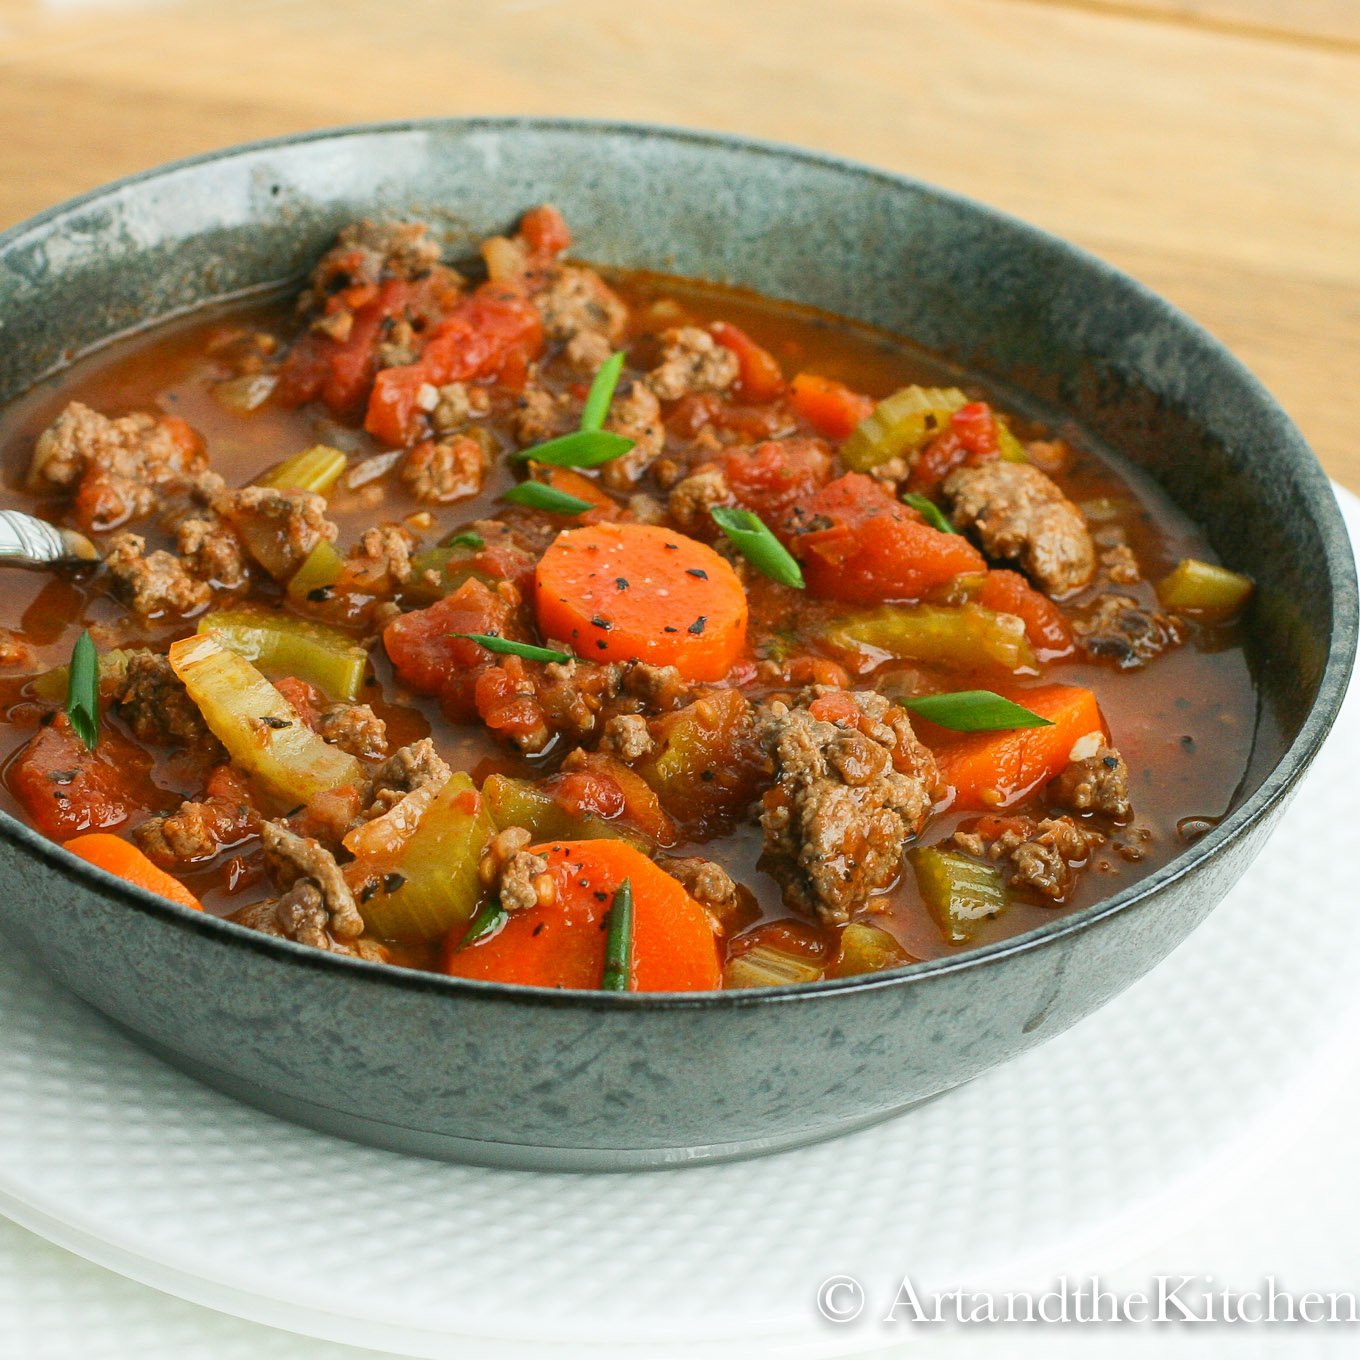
[442,839,720,991]
[927,683,1106,810]
[62,833,203,911]
[535,523,747,681]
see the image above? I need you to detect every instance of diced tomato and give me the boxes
[382,577,518,696]
[271,676,325,728]
[518,204,572,260]
[547,753,675,845]
[796,473,986,602]
[363,365,428,448]
[711,321,785,403]
[977,570,1075,660]
[908,401,1001,496]
[473,659,544,744]
[723,438,833,531]
[7,714,153,840]
[788,372,875,441]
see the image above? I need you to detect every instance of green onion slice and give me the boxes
[449,633,575,664]
[709,506,805,589]
[64,629,100,751]
[460,899,508,948]
[901,492,957,535]
[512,429,634,468]
[441,530,485,550]
[901,690,1053,733]
[579,350,627,433]
[502,481,594,515]
[601,878,634,992]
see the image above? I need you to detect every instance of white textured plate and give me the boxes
[1,494,1357,1360]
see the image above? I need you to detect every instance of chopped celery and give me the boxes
[910,846,1008,944]
[826,921,913,978]
[169,633,364,807]
[841,385,969,471]
[1157,558,1254,621]
[354,772,495,942]
[724,943,824,989]
[824,603,1036,673]
[996,420,1028,463]
[403,547,494,604]
[30,648,135,703]
[286,539,346,604]
[198,608,367,701]
[257,444,348,496]
[482,773,644,848]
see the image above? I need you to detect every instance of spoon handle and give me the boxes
[0,510,100,568]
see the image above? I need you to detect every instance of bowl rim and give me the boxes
[1,114,1355,1010]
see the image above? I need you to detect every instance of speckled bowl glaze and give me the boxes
[0,120,1353,1169]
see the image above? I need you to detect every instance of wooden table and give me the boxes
[1,0,1355,486]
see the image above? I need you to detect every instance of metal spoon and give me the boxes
[0,509,100,569]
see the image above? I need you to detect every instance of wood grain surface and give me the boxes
[0,0,1354,485]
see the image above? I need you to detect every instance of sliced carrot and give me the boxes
[927,683,1106,810]
[977,570,1074,660]
[441,839,720,991]
[535,523,747,682]
[62,833,203,911]
[710,321,785,403]
[796,473,985,603]
[788,373,875,441]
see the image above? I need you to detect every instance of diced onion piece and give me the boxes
[1157,558,1254,621]
[256,443,348,496]
[213,373,277,414]
[724,943,824,989]
[910,847,1008,945]
[197,608,367,702]
[826,921,913,978]
[168,633,363,807]
[841,385,969,471]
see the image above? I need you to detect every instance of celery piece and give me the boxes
[724,943,824,989]
[996,420,1028,463]
[402,547,493,604]
[169,633,364,807]
[257,444,348,496]
[30,648,135,704]
[841,385,969,471]
[826,921,913,977]
[198,608,367,702]
[482,773,643,847]
[824,603,1036,673]
[286,539,347,604]
[1157,558,1254,621]
[355,772,495,942]
[910,846,1008,945]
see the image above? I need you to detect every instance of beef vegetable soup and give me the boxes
[0,207,1256,990]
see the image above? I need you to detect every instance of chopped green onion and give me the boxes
[901,689,1052,733]
[441,530,485,550]
[601,878,634,992]
[502,481,594,515]
[710,506,805,589]
[512,430,634,468]
[901,492,957,534]
[460,899,508,947]
[64,629,99,751]
[449,633,575,664]
[579,350,627,433]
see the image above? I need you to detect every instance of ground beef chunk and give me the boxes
[114,650,216,748]
[363,738,452,819]
[666,465,732,536]
[478,826,551,913]
[175,514,249,589]
[1099,541,1141,585]
[646,327,740,402]
[400,434,487,503]
[28,401,207,532]
[758,688,942,924]
[209,485,337,581]
[345,524,415,593]
[298,220,444,317]
[104,533,212,617]
[135,766,258,868]
[232,886,388,960]
[662,856,752,927]
[259,820,364,941]
[599,713,655,762]
[943,460,1096,595]
[951,815,1104,901]
[599,382,666,491]
[1073,592,1185,668]
[0,628,36,669]
[430,381,491,435]
[1051,741,1132,818]
[315,702,388,760]
[535,264,627,351]
[512,387,575,446]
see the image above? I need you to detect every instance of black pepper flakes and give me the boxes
[383,872,406,893]
[306,586,332,602]
[688,616,707,635]
[615,577,630,591]
[663,625,679,633]
[590,615,613,630]
[261,715,292,729]
[359,880,381,904]
[686,568,708,580]
[532,922,545,937]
